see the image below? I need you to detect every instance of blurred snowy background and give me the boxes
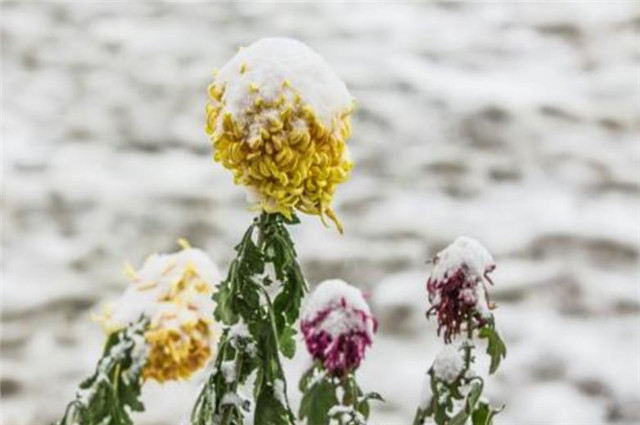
[2,2,639,424]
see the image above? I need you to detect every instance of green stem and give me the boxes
[350,373,359,408]
[463,316,474,374]
[337,372,359,425]
[349,373,359,422]
[257,284,295,423]
[257,212,268,247]
[112,362,121,394]
[220,351,244,425]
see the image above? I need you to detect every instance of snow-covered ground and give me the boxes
[2,2,639,424]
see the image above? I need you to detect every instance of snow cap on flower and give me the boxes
[95,240,220,383]
[301,279,377,377]
[426,237,496,343]
[206,38,355,232]
[432,345,464,384]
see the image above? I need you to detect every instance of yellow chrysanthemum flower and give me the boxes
[206,38,355,232]
[95,241,220,383]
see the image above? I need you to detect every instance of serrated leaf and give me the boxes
[465,381,483,414]
[299,379,338,425]
[255,385,290,425]
[472,401,503,425]
[59,321,147,425]
[479,325,507,374]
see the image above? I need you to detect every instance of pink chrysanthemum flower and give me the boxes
[426,237,496,343]
[301,279,377,377]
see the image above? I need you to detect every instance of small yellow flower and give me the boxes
[95,242,220,383]
[206,38,355,232]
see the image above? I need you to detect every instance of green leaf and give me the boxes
[59,320,148,425]
[478,325,507,374]
[472,401,503,425]
[298,366,316,392]
[433,402,449,425]
[356,390,384,420]
[465,381,483,414]
[213,283,236,324]
[450,410,469,425]
[472,402,490,425]
[278,326,296,359]
[360,391,384,403]
[299,378,338,425]
[282,213,301,225]
[413,408,426,425]
[255,384,290,425]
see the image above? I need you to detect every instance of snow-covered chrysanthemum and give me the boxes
[300,279,377,377]
[206,38,355,232]
[95,241,220,382]
[432,345,464,384]
[426,237,496,342]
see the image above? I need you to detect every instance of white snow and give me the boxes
[122,332,149,384]
[228,319,251,340]
[273,379,287,407]
[103,247,220,329]
[432,345,465,384]
[214,38,353,128]
[428,237,495,316]
[328,405,366,425]
[419,373,433,410]
[228,319,257,356]
[220,392,242,407]
[308,370,327,389]
[318,310,355,338]
[220,360,236,384]
[303,279,375,338]
[430,236,495,284]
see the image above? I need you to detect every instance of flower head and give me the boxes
[206,38,354,232]
[95,241,220,382]
[426,237,496,343]
[301,279,377,377]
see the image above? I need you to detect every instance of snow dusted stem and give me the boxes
[191,212,307,425]
[59,319,148,425]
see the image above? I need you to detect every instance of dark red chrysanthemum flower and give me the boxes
[301,279,377,377]
[426,237,496,343]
